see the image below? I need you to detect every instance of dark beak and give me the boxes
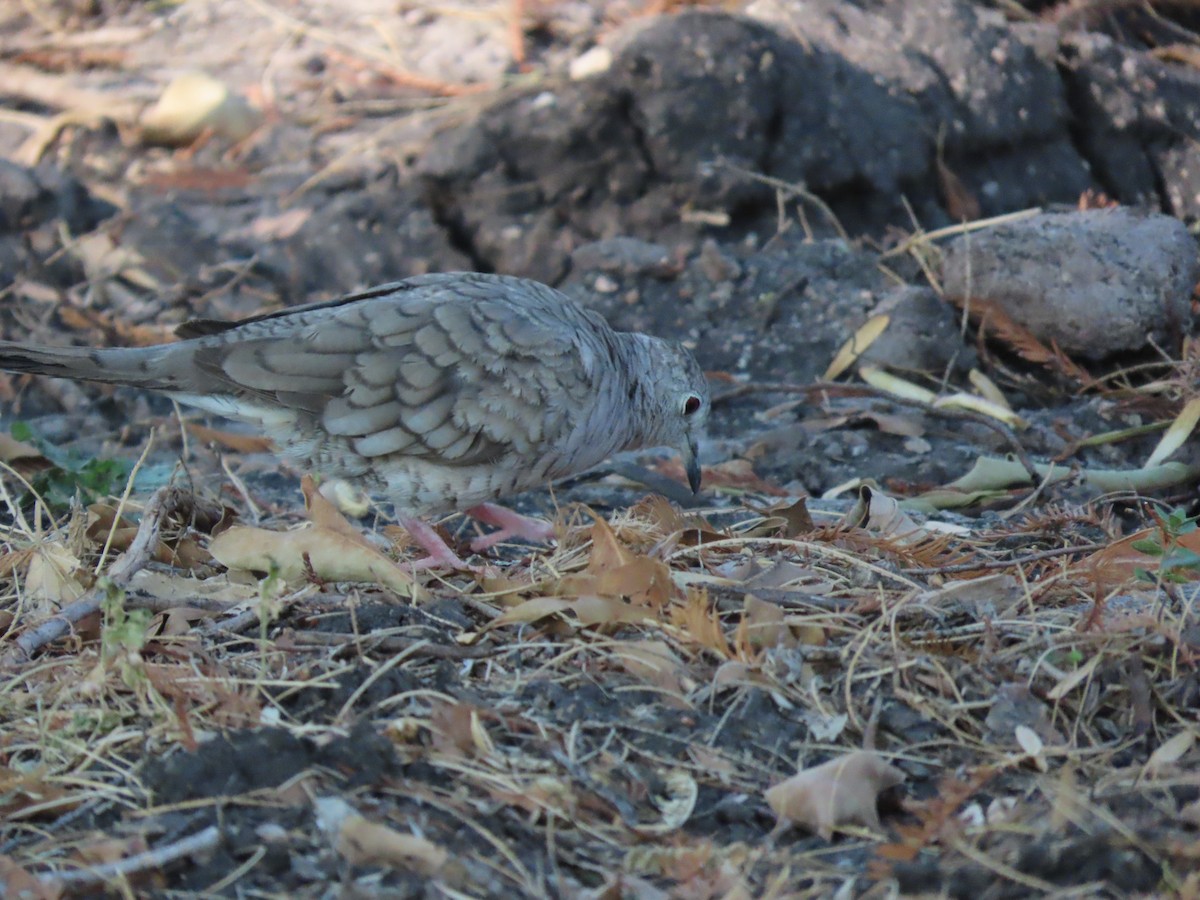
[683,438,702,494]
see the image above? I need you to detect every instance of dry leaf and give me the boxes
[968,368,1012,410]
[1145,730,1195,777]
[936,155,981,221]
[825,314,890,381]
[209,525,417,596]
[140,72,261,144]
[490,596,576,628]
[1144,397,1200,468]
[740,594,796,649]
[25,542,87,606]
[843,485,928,543]
[0,433,46,467]
[932,391,1027,429]
[712,660,772,691]
[588,516,636,572]
[185,422,274,454]
[493,518,678,628]
[73,835,149,867]
[128,569,256,608]
[314,796,447,875]
[245,208,312,241]
[638,770,698,835]
[765,751,905,839]
[572,594,654,627]
[669,588,734,658]
[858,365,936,403]
[610,639,689,698]
[1014,725,1047,771]
[430,701,492,758]
[0,853,61,900]
[765,497,814,538]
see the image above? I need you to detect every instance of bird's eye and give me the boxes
[683,395,701,416]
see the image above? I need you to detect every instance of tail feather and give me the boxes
[0,341,179,390]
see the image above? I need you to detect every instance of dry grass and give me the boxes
[1,451,1197,898]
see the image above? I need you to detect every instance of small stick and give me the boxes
[39,825,220,891]
[3,485,188,665]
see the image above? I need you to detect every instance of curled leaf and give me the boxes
[765,751,905,839]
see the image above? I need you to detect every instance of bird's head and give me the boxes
[632,337,710,494]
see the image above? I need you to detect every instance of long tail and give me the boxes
[0,341,181,390]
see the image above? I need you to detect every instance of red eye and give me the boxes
[683,396,701,416]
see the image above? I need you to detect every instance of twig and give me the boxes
[713,159,849,242]
[901,541,1109,576]
[880,207,1043,259]
[39,825,221,890]
[96,428,156,575]
[3,485,190,665]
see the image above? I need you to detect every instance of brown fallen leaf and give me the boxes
[209,474,419,596]
[609,639,689,700]
[488,517,678,630]
[185,422,274,454]
[314,797,447,876]
[0,433,48,474]
[669,588,734,658]
[429,700,493,758]
[738,594,796,650]
[588,515,637,572]
[630,493,721,544]
[209,524,419,597]
[843,485,932,544]
[936,154,981,222]
[299,474,375,547]
[0,853,60,900]
[140,71,262,145]
[24,542,88,610]
[765,751,905,840]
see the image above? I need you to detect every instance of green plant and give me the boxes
[1131,507,1200,584]
[11,421,135,511]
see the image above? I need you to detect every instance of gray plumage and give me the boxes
[0,273,710,516]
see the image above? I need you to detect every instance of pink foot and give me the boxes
[466,503,556,552]
[397,516,475,570]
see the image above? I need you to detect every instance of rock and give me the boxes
[940,208,1197,359]
[0,160,116,292]
[1060,31,1200,217]
[570,237,675,277]
[749,0,1094,218]
[859,286,976,375]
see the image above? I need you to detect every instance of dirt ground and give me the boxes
[2,1,1200,897]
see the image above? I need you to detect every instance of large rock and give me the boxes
[940,208,1197,359]
[1060,32,1200,217]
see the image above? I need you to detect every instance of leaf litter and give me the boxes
[0,438,1198,897]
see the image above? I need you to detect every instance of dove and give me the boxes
[0,272,710,568]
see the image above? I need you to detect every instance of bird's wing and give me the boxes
[185,278,607,467]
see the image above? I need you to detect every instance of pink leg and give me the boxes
[466,503,556,552]
[397,516,473,570]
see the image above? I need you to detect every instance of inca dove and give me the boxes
[0,272,710,566]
